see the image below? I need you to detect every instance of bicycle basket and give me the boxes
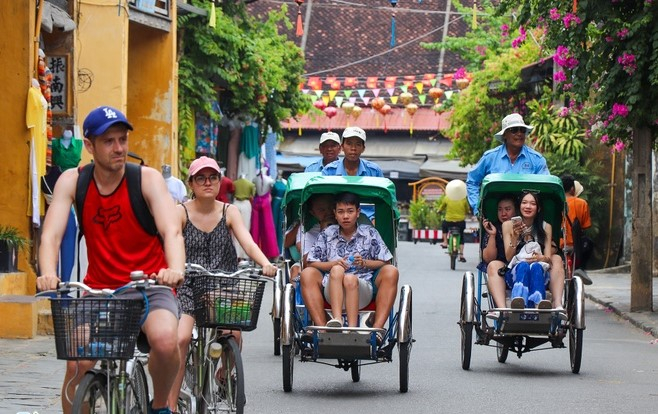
[191,274,266,331]
[50,297,144,360]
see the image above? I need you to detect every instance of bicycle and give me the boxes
[177,264,273,414]
[38,271,165,413]
[447,226,462,270]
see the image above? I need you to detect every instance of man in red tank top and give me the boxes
[36,106,185,414]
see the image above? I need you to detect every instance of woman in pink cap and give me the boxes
[167,156,277,408]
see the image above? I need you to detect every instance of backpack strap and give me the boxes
[74,163,158,236]
[75,163,94,235]
[125,163,158,236]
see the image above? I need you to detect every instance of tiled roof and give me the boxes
[248,0,469,77]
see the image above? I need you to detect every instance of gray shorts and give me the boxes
[116,288,180,320]
[323,276,374,310]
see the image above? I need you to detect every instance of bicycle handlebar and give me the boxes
[185,263,274,281]
[36,273,167,297]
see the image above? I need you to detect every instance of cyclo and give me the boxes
[280,175,413,392]
[458,174,585,373]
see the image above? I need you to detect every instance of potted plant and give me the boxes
[409,197,429,230]
[0,225,30,273]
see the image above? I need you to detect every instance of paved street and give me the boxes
[2,241,657,413]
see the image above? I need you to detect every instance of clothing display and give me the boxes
[216,176,235,203]
[165,176,188,203]
[52,134,82,170]
[238,123,260,180]
[250,171,278,258]
[26,82,49,224]
[264,130,278,179]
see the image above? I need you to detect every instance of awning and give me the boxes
[282,108,450,132]
[419,157,471,180]
[41,1,76,33]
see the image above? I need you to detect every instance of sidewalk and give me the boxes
[585,265,658,338]
[0,267,656,413]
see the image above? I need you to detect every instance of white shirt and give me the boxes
[165,176,188,203]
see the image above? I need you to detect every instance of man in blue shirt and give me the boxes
[466,113,549,216]
[322,126,383,219]
[305,131,342,172]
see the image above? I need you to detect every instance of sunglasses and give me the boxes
[521,189,540,195]
[507,126,527,134]
[193,174,220,185]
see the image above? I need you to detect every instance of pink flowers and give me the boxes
[617,52,637,75]
[617,28,629,39]
[612,103,629,118]
[512,26,527,48]
[454,67,467,80]
[554,45,579,69]
[614,140,625,152]
[500,24,509,38]
[558,107,569,117]
[600,134,609,144]
[562,13,582,28]
[554,70,567,83]
[549,8,560,20]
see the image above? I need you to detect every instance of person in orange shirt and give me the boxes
[561,175,593,283]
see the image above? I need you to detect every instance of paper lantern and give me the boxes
[399,92,413,106]
[342,102,354,116]
[351,105,362,120]
[429,87,444,101]
[446,179,467,201]
[405,103,418,135]
[456,78,470,89]
[432,103,443,114]
[323,106,337,119]
[371,97,385,111]
[313,100,326,111]
[379,104,392,133]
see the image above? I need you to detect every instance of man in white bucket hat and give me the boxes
[466,113,549,216]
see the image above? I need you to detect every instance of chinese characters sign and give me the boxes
[46,55,69,114]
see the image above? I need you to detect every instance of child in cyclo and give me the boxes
[288,193,337,281]
[302,192,399,343]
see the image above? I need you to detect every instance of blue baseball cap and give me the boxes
[83,106,133,138]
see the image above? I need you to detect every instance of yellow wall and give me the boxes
[0,1,37,278]
[127,17,179,174]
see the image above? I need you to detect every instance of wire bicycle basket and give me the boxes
[50,296,144,360]
[191,274,266,331]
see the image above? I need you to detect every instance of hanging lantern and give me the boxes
[313,100,326,111]
[342,102,354,116]
[456,78,470,90]
[399,92,413,106]
[379,104,392,133]
[295,0,305,37]
[405,103,418,135]
[351,105,363,121]
[371,97,385,111]
[323,106,337,119]
[429,87,444,102]
[432,103,444,114]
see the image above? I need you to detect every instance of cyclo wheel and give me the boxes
[496,342,509,363]
[350,360,361,382]
[71,372,109,413]
[567,278,584,374]
[459,274,473,370]
[282,284,296,392]
[127,359,149,414]
[202,336,245,414]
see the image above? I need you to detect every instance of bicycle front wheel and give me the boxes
[202,336,245,414]
[72,372,109,413]
[126,359,149,414]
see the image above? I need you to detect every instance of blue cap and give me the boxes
[83,106,133,138]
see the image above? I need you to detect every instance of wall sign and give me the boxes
[46,54,71,115]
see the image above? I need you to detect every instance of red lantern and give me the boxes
[295,0,304,37]
[379,104,392,133]
[323,106,337,119]
[313,100,326,111]
[405,103,418,135]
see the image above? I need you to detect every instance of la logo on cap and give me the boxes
[102,107,118,119]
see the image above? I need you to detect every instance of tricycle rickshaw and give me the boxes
[280,175,413,392]
[458,173,585,373]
